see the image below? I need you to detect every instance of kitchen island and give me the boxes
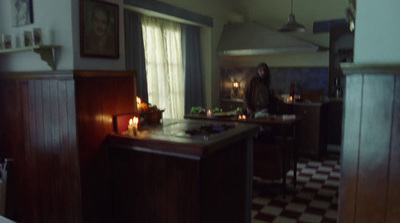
[106,119,259,223]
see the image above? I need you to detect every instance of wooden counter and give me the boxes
[106,119,259,223]
[184,114,300,193]
[293,103,328,159]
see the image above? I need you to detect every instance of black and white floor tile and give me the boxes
[251,153,341,223]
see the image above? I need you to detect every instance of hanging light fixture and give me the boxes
[278,0,306,32]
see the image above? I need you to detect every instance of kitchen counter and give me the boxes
[107,119,259,158]
[293,101,328,106]
[107,119,258,223]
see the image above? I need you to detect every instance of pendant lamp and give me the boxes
[278,0,306,32]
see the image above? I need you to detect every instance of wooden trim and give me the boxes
[341,63,400,75]
[0,70,73,80]
[124,0,213,27]
[0,70,138,80]
[73,70,135,78]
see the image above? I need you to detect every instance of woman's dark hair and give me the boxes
[257,62,269,71]
[256,62,270,85]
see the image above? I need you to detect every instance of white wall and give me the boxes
[219,51,329,68]
[0,0,126,72]
[355,0,400,63]
[0,0,74,71]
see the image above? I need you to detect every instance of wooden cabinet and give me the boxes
[220,98,244,111]
[294,103,328,159]
[107,120,257,223]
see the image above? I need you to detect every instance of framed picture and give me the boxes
[11,0,34,27]
[80,0,119,58]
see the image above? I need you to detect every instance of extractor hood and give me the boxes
[217,22,321,56]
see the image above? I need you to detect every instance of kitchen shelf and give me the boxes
[0,45,61,70]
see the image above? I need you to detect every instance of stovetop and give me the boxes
[184,124,235,136]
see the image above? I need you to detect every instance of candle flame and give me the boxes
[136,97,141,104]
[129,118,133,125]
[133,116,139,124]
[242,115,246,120]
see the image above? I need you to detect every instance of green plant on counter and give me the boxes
[212,107,222,113]
[236,107,243,113]
[191,106,206,114]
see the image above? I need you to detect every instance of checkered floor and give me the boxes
[251,153,341,223]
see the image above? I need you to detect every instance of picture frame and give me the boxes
[11,0,34,27]
[80,0,119,58]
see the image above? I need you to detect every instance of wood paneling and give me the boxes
[340,64,400,223]
[0,73,81,223]
[356,75,394,222]
[387,75,400,223]
[74,70,136,223]
[339,74,363,223]
[110,138,249,223]
[0,70,137,223]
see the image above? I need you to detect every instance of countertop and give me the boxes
[292,102,328,106]
[106,119,259,158]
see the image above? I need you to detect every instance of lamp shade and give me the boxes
[278,0,306,32]
[278,14,306,32]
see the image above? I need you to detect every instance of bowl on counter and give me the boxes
[142,110,164,124]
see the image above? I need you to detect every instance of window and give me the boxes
[141,15,184,119]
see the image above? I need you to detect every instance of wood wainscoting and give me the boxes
[0,70,137,223]
[340,64,400,223]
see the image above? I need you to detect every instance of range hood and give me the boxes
[217,22,321,56]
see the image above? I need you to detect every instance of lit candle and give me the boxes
[207,109,212,117]
[128,118,134,135]
[238,115,242,120]
[242,115,246,120]
[286,96,293,104]
[136,97,141,113]
[133,116,139,136]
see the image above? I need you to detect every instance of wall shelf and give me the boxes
[0,45,60,70]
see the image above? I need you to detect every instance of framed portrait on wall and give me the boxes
[11,0,34,27]
[80,0,119,58]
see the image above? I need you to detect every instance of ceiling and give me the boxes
[218,0,350,48]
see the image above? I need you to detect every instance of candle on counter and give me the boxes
[136,97,141,113]
[286,96,293,104]
[242,115,246,120]
[207,109,212,117]
[238,115,242,120]
[133,116,139,136]
[128,118,134,135]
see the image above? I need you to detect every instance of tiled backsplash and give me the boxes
[220,67,328,99]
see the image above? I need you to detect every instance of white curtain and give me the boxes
[141,15,184,119]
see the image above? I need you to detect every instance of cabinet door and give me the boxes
[220,100,244,112]
[327,101,343,145]
[294,105,321,157]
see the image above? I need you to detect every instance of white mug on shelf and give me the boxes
[33,28,42,46]
[23,31,33,47]
[1,34,12,49]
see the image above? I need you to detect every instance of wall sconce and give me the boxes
[232,80,240,89]
[232,80,240,98]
